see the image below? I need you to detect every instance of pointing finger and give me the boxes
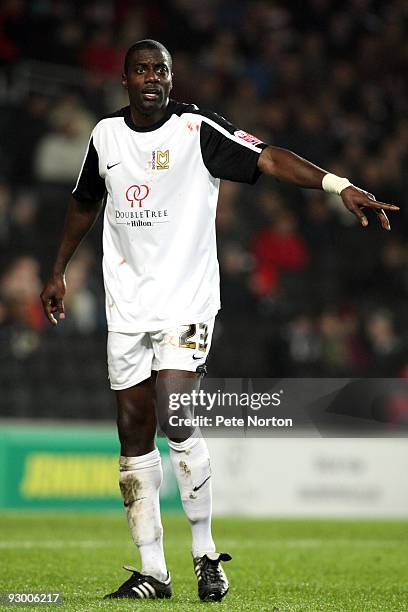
[362,200,399,211]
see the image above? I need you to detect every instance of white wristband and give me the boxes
[322,173,352,195]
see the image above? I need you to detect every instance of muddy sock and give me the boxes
[119,450,168,581]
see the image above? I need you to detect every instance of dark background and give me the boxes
[0,0,407,420]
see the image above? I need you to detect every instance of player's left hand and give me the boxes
[340,186,399,231]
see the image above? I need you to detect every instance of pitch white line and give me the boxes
[218,538,402,548]
[0,540,131,549]
[0,538,402,550]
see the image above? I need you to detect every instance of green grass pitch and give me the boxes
[0,513,407,611]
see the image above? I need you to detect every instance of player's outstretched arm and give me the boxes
[257,146,399,230]
[40,196,103,325]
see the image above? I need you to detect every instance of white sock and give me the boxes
[168,434,216,558]
[119,450,168,581]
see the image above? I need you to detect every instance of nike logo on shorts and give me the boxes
[192,353,203,360]
[107,162,121,170]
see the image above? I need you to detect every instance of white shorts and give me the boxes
[107,318,215,390]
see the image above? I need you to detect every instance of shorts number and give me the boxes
[198,323,208,351]
[179,324,196,349]
[179,323,208,352]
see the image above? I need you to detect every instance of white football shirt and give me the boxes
[72,101,266,332]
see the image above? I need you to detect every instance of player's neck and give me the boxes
[129,105,168,129]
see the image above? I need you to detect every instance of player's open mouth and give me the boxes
[142,90,161,100]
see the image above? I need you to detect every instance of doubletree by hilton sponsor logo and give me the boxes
[115,184,169,227]
[126,184,149,208]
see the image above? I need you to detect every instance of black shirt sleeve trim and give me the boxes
[190,108,267,184]
[199,118,267,184]
[72,136,106,203]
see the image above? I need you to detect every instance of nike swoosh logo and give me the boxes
[124,497,146,506]
[107,162,121,170]
[192,354,203,360]
[193,475,211,492]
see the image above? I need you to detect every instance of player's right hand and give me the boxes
[40,273,66,325]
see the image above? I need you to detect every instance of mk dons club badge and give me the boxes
[151,149,170,170]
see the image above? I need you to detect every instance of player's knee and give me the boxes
[117,401,156,454]
[119,435,155,456]
[118,421,155,455]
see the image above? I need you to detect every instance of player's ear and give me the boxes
[122,72,128,89]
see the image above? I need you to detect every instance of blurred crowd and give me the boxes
[0,0,408,416]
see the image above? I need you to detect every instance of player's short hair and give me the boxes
[124,39,172,74]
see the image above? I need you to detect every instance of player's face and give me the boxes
[122,49,172,117]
